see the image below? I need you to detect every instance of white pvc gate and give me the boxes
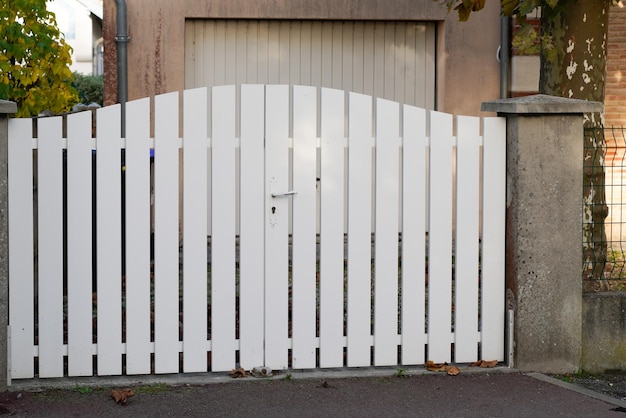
[7,85,506,380]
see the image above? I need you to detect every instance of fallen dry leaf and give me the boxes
[446,365,461,376]
[425,360,447,372]
[110,389,135,405]
[425,361,460,375]
[229,367,248,378]
[470,360,498,368]
[480,360,498,368]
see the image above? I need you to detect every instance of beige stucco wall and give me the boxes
[104,0,501,118]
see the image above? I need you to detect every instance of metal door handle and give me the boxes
[271,190,297,198]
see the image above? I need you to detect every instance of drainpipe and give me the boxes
[499,15,511,99]
[115,0,129,135]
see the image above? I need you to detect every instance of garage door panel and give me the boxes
[300,21,313,85]
[352,22,365,92]
[185,19,436,132]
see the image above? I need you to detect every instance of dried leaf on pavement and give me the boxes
[425,360,461,376]
[110,389,135,405]
[446,366,461,376]
[480,360,498,368]
[229,367,249,378]
[425,360,447,372]
[470,360,498,368]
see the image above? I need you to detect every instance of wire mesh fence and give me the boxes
[584,126,626,289]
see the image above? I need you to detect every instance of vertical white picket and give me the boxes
[428,111,453,363]
[66,111,94,376]
[454,115,481,363]
[481,117,506,362]
[183,88,209,372]
[37,116,65,377]
[211,85,237,371]
[401,105,427,365]
[291,85,318,369]
[8,119,35,378]
[153,91,181,374]
[264,85,290,369]
[95,105,124,375]
[239,85,266,369]
[373,98,400,366]
[346,92,373,367]
[319,87,345,368]
[124,98,152,375]
[265,86,290,368]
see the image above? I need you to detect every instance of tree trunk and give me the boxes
[539,1,610,281]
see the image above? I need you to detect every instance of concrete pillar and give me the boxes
[0,100,16,391]
[482,95,602,373]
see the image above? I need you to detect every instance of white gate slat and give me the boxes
[153,91,181,374]
[239,85,265,369]
[401,105,427,365]
[374,98,400,366]
[183,88,207,372]
[264,85,290,369]
[66,111,94,376]
[346,92,373,367]
[37,116,65,377]
[124,98,152,375]
[237,85,264,362]
[428,111,453,363]
[481,117,506,361]
[183,88,209,372]
[291,85,318,369]
[211,85,237,371]
[8,119,35,378]
[95,105,123,375]
[319,87,345,368]
[454,115,481,363]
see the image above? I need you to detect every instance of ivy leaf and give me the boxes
[517,0,540,16]
[512,22,540,55]
[501,0,519,16]
[434,0,486,21]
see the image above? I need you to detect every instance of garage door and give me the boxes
[184,20,436,112]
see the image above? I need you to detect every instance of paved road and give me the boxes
[2,369,625,417]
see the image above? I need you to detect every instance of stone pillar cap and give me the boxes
[482,94,603,115]
[0,100,17,114]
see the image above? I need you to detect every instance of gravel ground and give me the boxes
[553,373,626,403]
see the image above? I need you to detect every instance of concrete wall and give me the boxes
[483,95,602,374]
[583,292,626,374]
[103,0,501,117]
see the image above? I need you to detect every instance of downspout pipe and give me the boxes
[499,15,511,99]
[115,0,128,135]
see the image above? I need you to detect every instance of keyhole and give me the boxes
[272,206,276,214]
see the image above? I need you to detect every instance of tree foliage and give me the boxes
[0,0,78,117]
